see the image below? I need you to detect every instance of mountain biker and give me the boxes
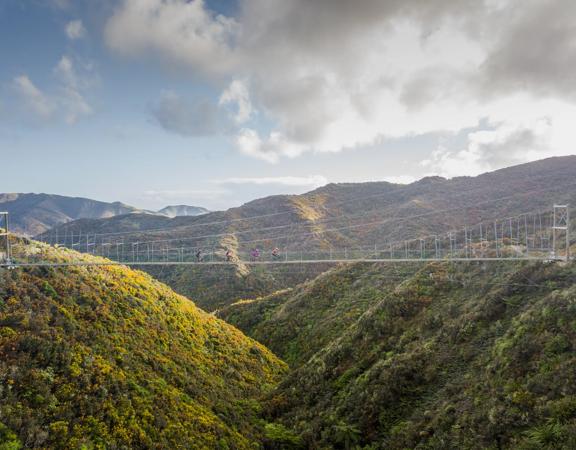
[250,248,260,261]
[195,249,203,262]
[272,247,281,260]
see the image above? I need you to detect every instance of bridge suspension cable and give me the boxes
[4,204,571,268]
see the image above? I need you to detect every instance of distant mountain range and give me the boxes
[0,193,142,236]
[0,193,208,235]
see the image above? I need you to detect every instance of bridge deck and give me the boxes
[0,256,557,268]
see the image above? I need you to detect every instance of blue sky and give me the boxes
[1,0,575,211]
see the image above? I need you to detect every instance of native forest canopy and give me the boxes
[1,157,576,449]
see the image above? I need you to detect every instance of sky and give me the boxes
[1,0,575,211]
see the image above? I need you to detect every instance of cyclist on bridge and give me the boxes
[250,248,260,261]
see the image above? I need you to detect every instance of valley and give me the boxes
[4,2,576,447]
[1,158,576,449]
[223,260,576,448]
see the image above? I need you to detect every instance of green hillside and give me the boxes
[218,263,422,368]
[225,261,576,449]
[145,263,333,312]
[0,241,287,449]
[3,242,576,448]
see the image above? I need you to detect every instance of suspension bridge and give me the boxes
[0,203,571,269]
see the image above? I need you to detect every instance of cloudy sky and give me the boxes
[1,0,575,210]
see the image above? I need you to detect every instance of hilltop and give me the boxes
[221,261,576,448]
[0,241,287,449]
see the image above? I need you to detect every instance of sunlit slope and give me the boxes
[0,242,286,449]
[229,261,576,448]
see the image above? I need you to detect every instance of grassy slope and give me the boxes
[224,261,576,449]
[0,242,287,449]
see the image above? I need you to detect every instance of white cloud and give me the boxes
[53,56,93,124]
[235,128,308,163]
[152,90,228,136]
[59,88,93,125]
[381,175,418,185]
[143,189,229,202]
[219,175,328,188]
[13,75,55,119]
[105,0,238,76]
[105,0,576,169]
[422,116,558,178]
[12,56,94,125]
[219,79,253,124]
[65,20,86,40]
[54,56,76,86]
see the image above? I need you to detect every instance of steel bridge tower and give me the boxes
[552,205,571,261]
[0,212,11,266]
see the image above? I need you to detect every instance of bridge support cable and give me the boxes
[4,204,573,268]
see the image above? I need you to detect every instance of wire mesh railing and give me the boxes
[1,206,572,267]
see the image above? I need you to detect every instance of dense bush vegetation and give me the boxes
[227,261,576,448]
[3,239,576,449]
[0,242,286,449]
[146,263,330,312]
[219,264,421,367]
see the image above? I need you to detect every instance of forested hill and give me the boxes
[0,241,287,449]
[221,260,576,449]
